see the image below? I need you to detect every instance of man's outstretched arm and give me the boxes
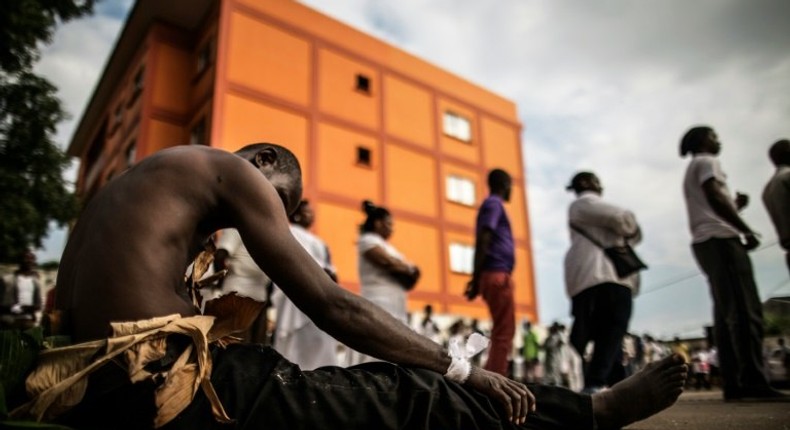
[218,157,533,424]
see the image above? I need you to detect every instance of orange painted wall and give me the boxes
[317,48,379,130]
[384,144,438,218]
[218,93,309,184]
[151,43,192,115]
[313,201,364,290]
[209,0,535,323]
[383,76,434,149]
[226,11,311,107]
[315,122,380,204]
[239,0,517,122]
[481,116,521,175]
[388,219,442,295]
[76,0,536,325]
[145,119,185,154]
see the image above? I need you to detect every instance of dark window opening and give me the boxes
[133,67,144,93]
[355,74,371,94]
[196,40,213,75]
[190,118,207,146]
[113,105,123,126]
[86,124,107,169]
[356,146,371,166]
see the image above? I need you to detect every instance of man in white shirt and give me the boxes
[762,139,790,275]
[564,171,642,394]
[680,125,787,401]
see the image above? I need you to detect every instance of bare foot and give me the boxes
[592,354,687,429]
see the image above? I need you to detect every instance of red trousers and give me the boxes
[479,271,515,376]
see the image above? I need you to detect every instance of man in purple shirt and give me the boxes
[466,168,515,376]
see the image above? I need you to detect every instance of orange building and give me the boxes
[67,0,538,322]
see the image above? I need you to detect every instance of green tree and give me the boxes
[0,0,95,263]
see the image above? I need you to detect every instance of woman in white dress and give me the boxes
[347,201,420,365]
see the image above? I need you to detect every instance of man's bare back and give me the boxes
[56,145,298,342]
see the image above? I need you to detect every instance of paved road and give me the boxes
[626,388,790,430]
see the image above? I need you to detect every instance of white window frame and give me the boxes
[443,111,472,142]
[446,175,476,206]
[449,242,475,275]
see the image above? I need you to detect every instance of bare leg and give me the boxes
[592,354,687,429]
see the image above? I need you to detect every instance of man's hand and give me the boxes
[465,366,535,425]
[464,280,479,301]
[743,232,760,251]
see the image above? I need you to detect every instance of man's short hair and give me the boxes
[768,139,790,166]
[236,142,301,174]
[679,126,713,157]
[566,171,595,193]
[488,169,511,191]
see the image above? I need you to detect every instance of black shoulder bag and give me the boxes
[570,224,647,278]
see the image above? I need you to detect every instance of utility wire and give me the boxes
[637,240,779,297]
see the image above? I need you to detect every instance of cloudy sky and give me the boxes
[34,0,790,339]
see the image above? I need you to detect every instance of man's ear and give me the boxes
[253,147,277,168]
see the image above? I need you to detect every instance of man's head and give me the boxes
[235,143,303,215]
[680,126,720,157]
[19,250,36,272]
[289,199,314,228]
[566,171,602,195]
[768,139,790,167]
[488,169,512,201]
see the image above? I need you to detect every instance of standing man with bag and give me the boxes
[680,126,788,401]
[564,171,644,394]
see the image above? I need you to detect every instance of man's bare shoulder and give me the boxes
[124,146,261,190]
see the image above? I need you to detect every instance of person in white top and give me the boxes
[564,171,642,393]
[680,125,787,401]
[347,200,420,365]
[762,139,790,275]
[270,199,339,370]
[1,250,43,329]
[213,227,271,343]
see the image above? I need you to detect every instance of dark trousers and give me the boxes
[692,237,769,395]
[570,283,633,389]
[58,344,594,430]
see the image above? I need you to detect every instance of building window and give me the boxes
[443,111,472,142]
[356,146,371,166]
[446,175,476,206]
[113,105,123,126]
[449,243,474,274]
[355,74,371,94]
[126,141,137,167]
[133,67,144,94]
[190,118,207,146]
[196,40,213,75]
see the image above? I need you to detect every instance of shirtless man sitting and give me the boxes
[23,143,686,429]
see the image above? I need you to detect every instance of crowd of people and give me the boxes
[2,126,787,428]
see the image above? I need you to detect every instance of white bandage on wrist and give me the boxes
[444,332,490,384]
